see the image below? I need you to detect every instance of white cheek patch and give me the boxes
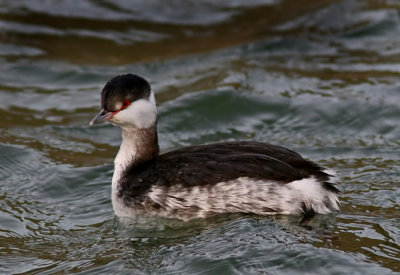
[112,91,157,129]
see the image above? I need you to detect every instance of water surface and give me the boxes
[0,0,399,273]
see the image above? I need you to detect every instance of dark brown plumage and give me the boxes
[90,74,340,219]
[118,141,339,206]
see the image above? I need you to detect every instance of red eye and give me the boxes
[110,100,131,118]
[122,100,131,109]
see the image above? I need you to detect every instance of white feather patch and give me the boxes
[143,177,340,220]
[111,90,157,129]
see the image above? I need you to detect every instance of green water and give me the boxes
[1,0,399,273]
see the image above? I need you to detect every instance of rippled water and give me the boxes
[1,0,399,273]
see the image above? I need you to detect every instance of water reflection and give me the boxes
[0,0,399,273]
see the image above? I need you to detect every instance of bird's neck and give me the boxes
[111,125,158,217]
[114,125,159,172]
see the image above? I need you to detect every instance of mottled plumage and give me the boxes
[90,74,340,220]
[118,141,335,200]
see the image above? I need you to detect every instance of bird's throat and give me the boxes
[115,125,159,172]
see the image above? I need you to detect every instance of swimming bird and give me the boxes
[89,74,340,220]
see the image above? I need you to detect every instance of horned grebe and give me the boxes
[89,74,340,220]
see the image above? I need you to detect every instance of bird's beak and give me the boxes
[89,109,113,125]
